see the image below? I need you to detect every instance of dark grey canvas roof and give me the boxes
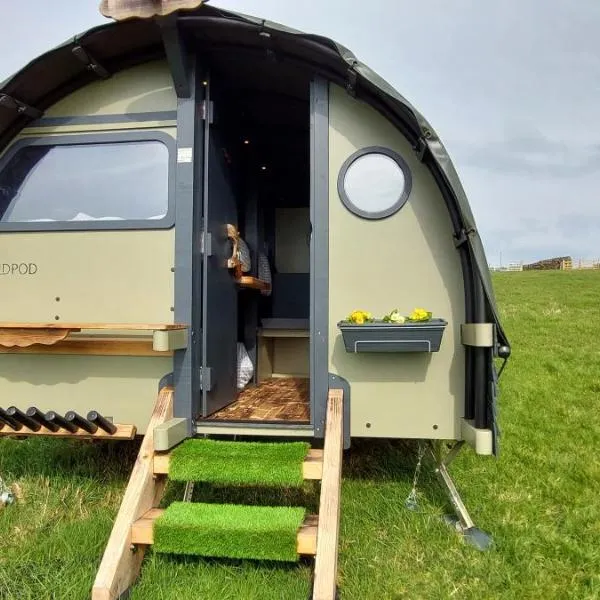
[0,4,507,345]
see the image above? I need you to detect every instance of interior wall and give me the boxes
[328,84,466,440]
[275,207,310,273]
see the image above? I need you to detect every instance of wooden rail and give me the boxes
[92,387,173,600]
[313,389,344,600]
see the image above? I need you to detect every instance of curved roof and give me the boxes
[0,4,507,345]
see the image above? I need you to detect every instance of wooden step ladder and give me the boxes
[92,388,344,600]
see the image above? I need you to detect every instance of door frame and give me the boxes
[172,62,331,436]
[172,56,205,433]
[310,75,330,438]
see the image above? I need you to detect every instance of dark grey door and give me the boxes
[201,79,239,417]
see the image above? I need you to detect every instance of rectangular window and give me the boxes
[0,137,172,229]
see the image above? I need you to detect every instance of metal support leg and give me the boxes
[428,441,493,550]
[183,481,195,503]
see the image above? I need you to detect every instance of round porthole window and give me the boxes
[337,147,412,219]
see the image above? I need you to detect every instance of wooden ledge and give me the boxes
[153,448,323,480]
[131,508,318,555]
[0,324,188,355]
[0,336,174,357]
[0,322,186,331]
[0,423,136,440]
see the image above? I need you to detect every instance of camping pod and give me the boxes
[0,4,509,452]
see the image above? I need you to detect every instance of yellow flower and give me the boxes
[348,310,373,324]
[409,308,432,321]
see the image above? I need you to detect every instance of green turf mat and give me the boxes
[168,439,310,487]
[154,502,306,562]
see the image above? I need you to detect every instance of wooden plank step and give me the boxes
[153,448,324,480]
[131,509,318,556]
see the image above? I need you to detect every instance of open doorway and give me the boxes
[197,48,312,425]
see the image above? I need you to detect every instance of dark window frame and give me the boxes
[0,131,176,232]
[337,146,413,220]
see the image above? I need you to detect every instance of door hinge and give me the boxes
[199,100,214,124]
[200,232,212,256]
[199,367,213,391]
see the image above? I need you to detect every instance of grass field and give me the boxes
[1,270,599,599]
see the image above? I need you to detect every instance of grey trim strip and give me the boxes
[310,76,330,438]
[195,424,314,438]
[197,421,313,430]
[337,146,412,220]
[0,131,176,232]
[27,111,178,128]
[172,56,198,437]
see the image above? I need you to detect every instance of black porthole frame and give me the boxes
[337,146,412,220]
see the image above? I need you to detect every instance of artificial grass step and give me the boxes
[167,439,312,487]
[148,502,312,562]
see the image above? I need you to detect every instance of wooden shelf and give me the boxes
[0,336,170,357]
[259,329,309,338]
[0,324,188,354]
[236,276,271,292]
[0,322,186,331]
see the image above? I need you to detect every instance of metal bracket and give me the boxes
[153,329,188,352]
[199,367,213,391]
[71,45,110,79]
[158,15,191,98]
[0,94,43,119]
[415,137,428,161]
[200,232,212,256]
[258,21,277,62]
[198,100,214,123]
[453,227,476,248]
[461,323,495,348]
[345,64,358,97]
[153,417,190,452]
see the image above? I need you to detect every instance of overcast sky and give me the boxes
[1,0,599,265]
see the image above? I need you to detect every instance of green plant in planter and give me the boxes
[382,309,406,323]
[381,308,433,323]
[345,308,433,324]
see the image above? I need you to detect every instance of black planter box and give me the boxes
[337,319,448,353]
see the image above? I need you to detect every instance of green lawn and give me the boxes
[1,270,599,599]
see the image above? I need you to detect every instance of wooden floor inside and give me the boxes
[205,377,310,423]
